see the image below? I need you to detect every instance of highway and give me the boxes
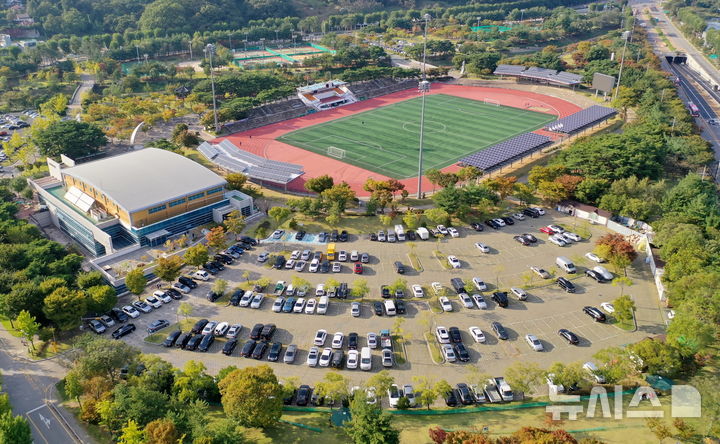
[667,63,717,120]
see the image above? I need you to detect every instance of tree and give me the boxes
[223,210,245,238]
[73,336,140,383]
[124,268,147,297]
[85,285,117,314]
[15,310,39,351]
[118,419,145,444]
[595,233,637,273]
[345,391,399,444]
[224,172,248,191]
[667,310,716,356]
[350,278,369,298]
[212,279,228,295]
[613,294,635,325]
[177,302,193,321]
[76,271,105,290]
[184,244,209,268]
[321,183,357,213]
[144,418,178,444]
[402,212,421,230]
[365,371,395,396]
[611,276,633,297]
[205,226,227,251]
[304,175,334,194]
[154,255,184,283]
[628,339,681,377]
[43,287,87,331]
[424,208,449,225]
[32,120,107,159]
[513,183,537,205]
[218,365,283,428]
[504,361,545,394]
[546,362,586,390]
[0,411,32,444]
[412,376,438,410]
[268,207,291,225]
[433,380,452,401]
[487,176,518,200]
[315,371,349,405]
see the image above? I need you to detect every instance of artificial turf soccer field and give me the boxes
[277,93,557,179]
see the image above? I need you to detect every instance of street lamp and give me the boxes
[520,9,525,22]
[476,16,481,28]
[260,37,265,49]
[204,44,220,134]
[416,13,431,199]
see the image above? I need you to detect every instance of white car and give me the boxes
[493,218,506,227]
[300,250,311,261]
[201,321,218,335]
[227,324,242,339]
[436,225,449,235]
[214,322,230,337]
[471,294,487,309]
[474,243,490,253]
[585,252,605,263]
[155,291,173,305]
[308,259,320,272]
[318,348,333,367]
[240,291,254,307]
[351,302,360,317]
[294,261,306,272]
[290,250,300,260]
[271,230,283,239]
[250,293,264,309]
[563,232,582,242]
[306,346,320,367]
[272,297,284,312]
[530,266,551,279]
[526,334,544,351]
[469,326,486,343]
[332,262,341,273]
[284,259,295,270]
[549,235,567,246]
[431,282,443,295]
[403,384,417,407]
[331,332,344,349]
[350,250,359,261]
[510,287,527,301]
[315,284,325,297]
[435,326,450,344]
[447,255,461,268]
[367,332,378,349]
[411,284,424,298]
[533,207,546,215]
[458,293,474,309]
[314,329,328,346]
[172,282,190,293]
[546,374,565,394]
[447,227,459,238]
[472,277,487,291]
[513,213,525,220]
[293,297,306,313]
[145,296,162,309]
[600,302,615,314]
[122,305,140,318]
[304,298,317,314]
[441,344,456,362]
[439,296,453,312]
[548,224,565,233]
[338,251,347,261]
[388,384,402,407]
[346,350,359,369]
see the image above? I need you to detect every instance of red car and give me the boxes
[354,262,363,274]
[539,226,555,234]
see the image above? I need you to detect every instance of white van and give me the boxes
[593,266,614,281]
[360,347,372,371]
[416,227,429,240]
[583,362,606,383]
[193,270,210,281]
[556,256,576,273]
[394,224,406,241]
[316,296,329,314]
[384,299,396,316]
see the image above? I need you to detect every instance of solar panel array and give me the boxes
[460,132,552,172]
[198,141,304,184]
[544,105,616,134]
[493,64,582,85]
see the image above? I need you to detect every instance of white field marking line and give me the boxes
[26,404,47,415]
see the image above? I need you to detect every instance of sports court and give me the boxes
[276,94,556,178]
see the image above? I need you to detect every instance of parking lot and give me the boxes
[116,209,664,388]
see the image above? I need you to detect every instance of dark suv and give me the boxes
[583,306,606,322]
[491,291,509,308]
[394,261,405,274]
[451,278,466,294]
[557,277,576,293]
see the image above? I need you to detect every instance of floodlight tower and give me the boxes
[416,13,431,199]
[204,43,220,133]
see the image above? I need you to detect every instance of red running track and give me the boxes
[217,84,581,197]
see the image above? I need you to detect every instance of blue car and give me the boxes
[282,297,296,313]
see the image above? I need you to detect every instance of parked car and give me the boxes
[111,323,136,339]
[381,348,393,367]
[439,296,453,312]
[491,292,509,308]
[472,294,487,309]
[525,334,544,351]
[472,277,487,291]
[147,319,170,333]
[474,242,490,253]
[411,284,424,297]
[491,322,508,340]
[441,344,456,362]
[558,328,579,345]
[455,343,470,362]
[284,344,297,364]
[530,266,551,279]
[163,330,182,347]
[267,342,283,362]
[583,306,607,322]
[457,383,474,405]
[447,255,461,268]
[469,326,486,343]
[307,347,320,366]
[585,252,605,263]
[557,277,576,293]
[351,302,361,317]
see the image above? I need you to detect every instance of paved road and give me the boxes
[68,74,95,117]
[0,334,92,444]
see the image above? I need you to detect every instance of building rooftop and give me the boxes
[62,148,226,213]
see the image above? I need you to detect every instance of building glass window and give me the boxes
[188,192,205,201]
[206,187,223,195]
[169,198,186,207]
[148,205,166,214]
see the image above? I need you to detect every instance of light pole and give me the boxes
[204,44,220,134]
[520,9,525,22]
[476,16,481,28]
[275,29,279,43]
[135,45,140,63]
[613,17,634,102]
[189,41,193,59]
[260,37,265,49]
[416,13,431,199]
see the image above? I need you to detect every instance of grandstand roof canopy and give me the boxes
[298,80,346,93]
[62,148,226,213]
[545,105,616,134]
[494,64,582,86]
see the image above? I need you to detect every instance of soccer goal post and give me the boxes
[326,146,346,159]
[483,98,501,106]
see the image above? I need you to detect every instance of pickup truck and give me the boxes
[273,281,286,296]
[380,329,392,350]
[494,377,514,402]
[483,380,502,403]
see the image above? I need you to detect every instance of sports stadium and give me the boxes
[199,79,616,196]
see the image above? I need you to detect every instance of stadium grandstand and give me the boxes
[198,140,304,190]
[297,80,357,111]
[493,64,582,87]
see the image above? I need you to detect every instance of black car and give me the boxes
[455,344,470,362]
[240,339,256,357]
[202,263,219,274]
[348,332,359,350]
[339,230,348,242]
[295,231,306,240]
[260,323,276,341]
[331,350,344,368]
[253,283,265,292]
[110,307,129,323]
[320,260,330,273]
[206,291,222,302]
[185,334,203,351]
[444,389,459,407]
[492,321,509,340]
[112,323,136,339]
[451,278,466,294]
[369,232,377,241]
[230,289,244,306]
[396,300,406,314]
[485,219,500,229]
[406,230,417,241]
[337,283,349,299]
[394,261,405,274]
[469,222,484,231]
[209,260,224,271]
[491,291,509,308]
[557,277,576,293]
[251,341,268,359]
[448,327,462,343]
[198,333,214,352]
[273,255,286,269]
[522,208,540,218]
[179,276,198,289]
[165,288,182,300]
[191,319,209,334]
[456,383,474,404]
[513,235,530,246]
[501,216,515,225]
[585,269,605,282]
[175,332,193,349]
[147,319,170,333]
[318,232,328,242]
[381,286,391,298]
[583,306,607,322]
[222,339,238,355]
[249,323,264,340]
[283,390,295,405]
[330,230,339,242]
[373,302,384,316]
[239,236,257,246]
[522,233,537,243]
[296,385,311,406]
[267,342,282,361]
[214,253,233,264]
[558,329,579,345]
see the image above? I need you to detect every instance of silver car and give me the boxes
[283,344,298,364]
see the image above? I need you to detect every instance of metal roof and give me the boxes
[62,148,226,213]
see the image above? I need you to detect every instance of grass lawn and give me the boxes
[278,94,555,179]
